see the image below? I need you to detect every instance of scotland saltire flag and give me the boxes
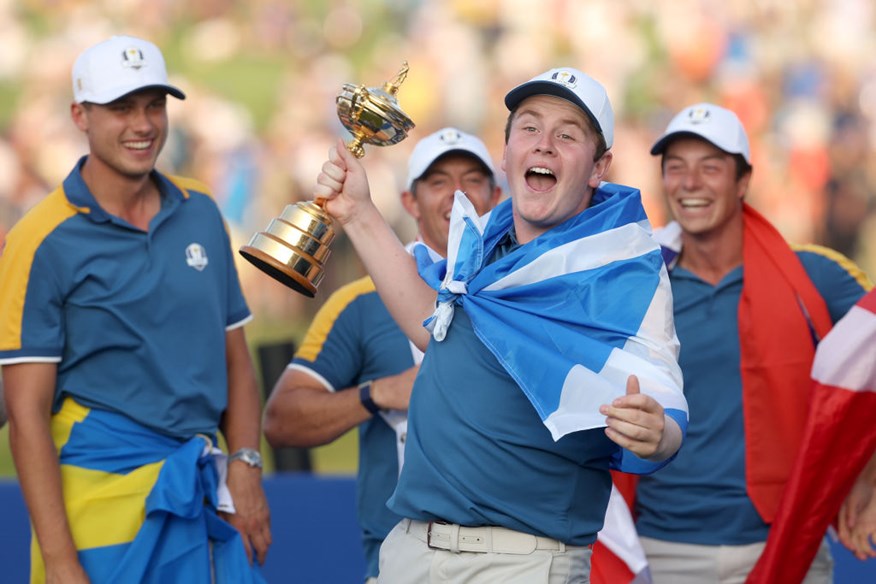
[414,184,687,470]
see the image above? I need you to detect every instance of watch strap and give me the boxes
[359,381,382,415]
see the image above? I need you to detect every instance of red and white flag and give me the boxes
[748,289,876,583]
[592,482,651,584]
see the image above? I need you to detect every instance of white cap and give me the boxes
[406,127,496,190]
[72,35,185,104]
[504,67,614,149]
[650,103,751,163]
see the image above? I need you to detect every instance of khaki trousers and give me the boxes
[378,519,592,584]
[640,535,833,584]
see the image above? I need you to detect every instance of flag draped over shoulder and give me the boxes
[36,398,264,584]
[748,289,876,583]
[414,184,687,473]
[655,204,835,521]
[737,204,834,523]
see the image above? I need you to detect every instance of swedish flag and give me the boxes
[32,398,264,583]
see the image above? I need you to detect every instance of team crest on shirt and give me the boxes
[122,47,146,70]
[185,243,209,271]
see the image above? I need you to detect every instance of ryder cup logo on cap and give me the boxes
[503,67,614,149]
[72,35,186,105]
[406,127,496,190]
[650,102,751,163]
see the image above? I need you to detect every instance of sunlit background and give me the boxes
[1,0,875,473]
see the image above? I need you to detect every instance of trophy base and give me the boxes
[239,244,318,298]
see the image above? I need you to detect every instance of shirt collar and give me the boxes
[62,156,186,223]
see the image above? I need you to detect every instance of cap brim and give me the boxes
[408,148,495,189]
[650,130,743,160]
[87,84,186,105]
[649,131,698,156]
[504,81,602,136]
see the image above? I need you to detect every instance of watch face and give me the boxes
[232,448,263,468]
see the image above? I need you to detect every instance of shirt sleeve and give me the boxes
[291,283,369,392]
[0,230,66,362]
[797,246,872,324]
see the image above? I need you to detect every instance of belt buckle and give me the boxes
[427,520,448,549]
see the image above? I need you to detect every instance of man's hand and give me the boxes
[839,477,876,560]
[370,366,419,412]
[223,462,271,565]
[600,375,681,461]
[314,139,373,226]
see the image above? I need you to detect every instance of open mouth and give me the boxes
[525,166,556,192]
[124,140,153,151]
[678,198,710,209]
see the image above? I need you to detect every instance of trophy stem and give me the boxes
[347,136,366,159]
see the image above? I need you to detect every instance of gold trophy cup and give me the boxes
[239,63,416,297]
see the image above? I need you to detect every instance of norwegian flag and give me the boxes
[748,288,876,583]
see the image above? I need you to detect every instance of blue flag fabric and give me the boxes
[37,398,265,583]
[414,184,687,473]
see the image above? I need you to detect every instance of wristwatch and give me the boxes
[229,447,263,469]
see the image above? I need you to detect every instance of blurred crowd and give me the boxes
[1,0,875,340]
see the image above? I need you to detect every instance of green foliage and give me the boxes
[0,426,15,478]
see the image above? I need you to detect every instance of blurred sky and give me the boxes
[1,0,874,340]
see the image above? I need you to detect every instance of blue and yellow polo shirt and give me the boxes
[0,157,251,439]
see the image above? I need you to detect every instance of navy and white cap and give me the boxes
[72,35,185,104]
[504,67,614,149]
[406,127,496,190]
[650,103,751,164]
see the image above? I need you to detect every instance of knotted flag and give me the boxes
[414,184,687,473]
[34,397,264,583]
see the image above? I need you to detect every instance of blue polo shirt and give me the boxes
[0,157,250,439]
[388,308,616,546]
[290,276,411,579]
[635,247,870,544]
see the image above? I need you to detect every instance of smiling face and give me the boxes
[402,152,501,255]
[661,136,750,241]
[502,94,612,244]
[71,88,169,182]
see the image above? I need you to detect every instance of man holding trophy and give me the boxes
[312,66,689,583]
[263,127,502,582]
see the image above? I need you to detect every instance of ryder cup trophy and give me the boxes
[239,62,416,297]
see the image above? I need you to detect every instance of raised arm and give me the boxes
[315,139,435,350]
[4,362,89,583]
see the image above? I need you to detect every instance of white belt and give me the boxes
[406,519,566,555]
